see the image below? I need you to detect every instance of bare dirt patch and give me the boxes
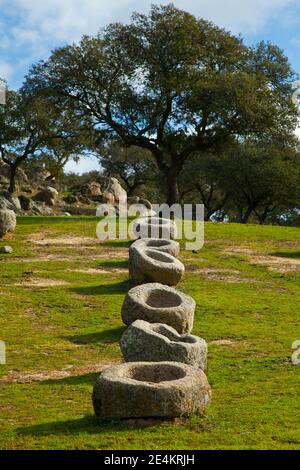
[210,339,242,347]
[1,233,14,241]
[185,265,255,282]
[5,249,128,263]
[251,255,300,273]
[188,266,240,274]
[96,249,128,259]
[181,256,207,262]
[28,236,99,246]
[201,273,256,283]
[12,277,69,287]
[224,247,300,273]
[0,361,121,384]
[71,268,128,275]
[224,247,255,256]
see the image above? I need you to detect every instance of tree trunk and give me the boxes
[8,165,17,194]
[255,206,272,225]
[166,169,180,206]
[241,206,253,224]
[204,210,213,222]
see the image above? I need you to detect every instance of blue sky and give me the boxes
[1,0,300,173]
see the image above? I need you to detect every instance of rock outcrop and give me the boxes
[33,187,58,206]
[109,177,127,205]
[0,209,17,237]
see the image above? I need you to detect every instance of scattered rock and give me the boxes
[0,160,28,183]
[109,177,127,205]
[63,195,78,204]
[0,245,13,254]
[20,186,33,194]
[0,209,17,237]
[45,186,58,198]
[78,195,92,205]
[31,203,53,216]
[102,192,115,205]
[71,181,102,200]
[33,187,58,206]
[87,182,102,197]
[18,195,33,211]
[93,361,211,419]
[32,169,53,183]
[120,320,207,370]
[121,283,195,334]
[0,192,21,212]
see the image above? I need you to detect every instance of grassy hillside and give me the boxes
[0,217,299,450]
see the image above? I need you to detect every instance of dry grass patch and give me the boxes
[29,236,98,246]
[186,265,256,282]
[210,339,243,347]
[7,249,128,263]
[12,277,69,287]
[200,273,256,283]
[71,268,128,275]
[223,247,300,273]
[0,361,121,384]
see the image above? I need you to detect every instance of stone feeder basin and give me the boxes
[121,283,195,334]
[130,238,180,258]
[120,319,207,371]
[129,245,184,286]
[133,217,177,240]
[92,361,211,419]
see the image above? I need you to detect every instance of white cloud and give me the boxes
[10,0,297,38]
[0,0,298,86]
[177,0,296,34]
[0,61,13,80]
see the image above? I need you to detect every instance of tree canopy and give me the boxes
[23,3,299,204]
[0,89,85,192]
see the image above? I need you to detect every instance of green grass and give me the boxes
[0,217,299,450]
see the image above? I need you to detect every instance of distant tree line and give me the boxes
[0,4,299,224]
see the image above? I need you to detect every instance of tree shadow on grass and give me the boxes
[40,371,99,386]
[96,260,128,269]
[66,326,126,345]
[70,280,131,296]
[271,251,300,259]
[17,414,164,438]
[99,240,132,249]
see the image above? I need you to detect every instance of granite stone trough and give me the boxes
[93,361,211,419]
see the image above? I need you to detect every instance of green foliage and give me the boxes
[0,89,87,192]
[219,140,300,223]
[23,4,298,204]
[179,139,300,224]
[99,141,158,197]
